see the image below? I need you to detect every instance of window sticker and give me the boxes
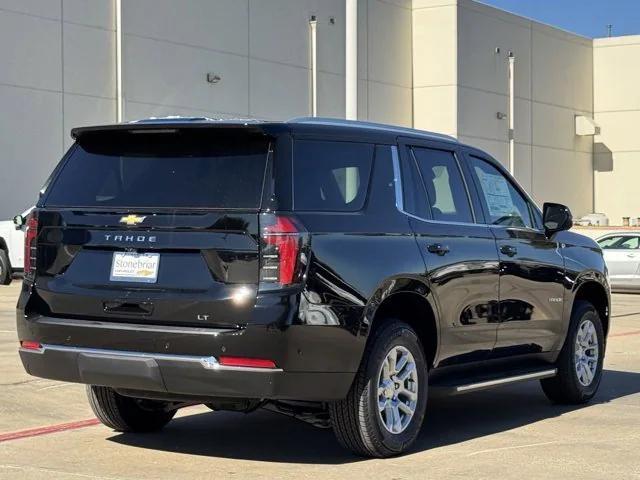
[475,168,516,217]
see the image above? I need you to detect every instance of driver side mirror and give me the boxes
[13,214,24,230]
[543,202,572,237]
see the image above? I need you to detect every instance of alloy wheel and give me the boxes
[574,318,599,387]
[377,345,419,434]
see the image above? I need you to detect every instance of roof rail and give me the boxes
[128,116,267,125]
[287,117,457,142]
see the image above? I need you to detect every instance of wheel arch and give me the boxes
[572,277,610,337]
[364,278,439,369]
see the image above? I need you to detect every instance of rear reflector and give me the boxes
[20,341,43,351]
[218,356,277,369]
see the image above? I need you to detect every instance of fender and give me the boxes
[557,229,610,349]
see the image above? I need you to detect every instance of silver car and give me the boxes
[597,232,640,291]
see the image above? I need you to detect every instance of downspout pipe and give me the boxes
[345,0,357,120]
[508,51,515,175]
[115,0,123,122]
[309,16,318,117]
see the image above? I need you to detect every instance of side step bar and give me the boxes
[455,369,557,394]
[433,368,557,396]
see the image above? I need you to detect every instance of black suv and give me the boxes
[17,117,609,457]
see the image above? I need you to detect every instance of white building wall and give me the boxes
[0,0,413,219]
[593,35,640,225]
[0,1,116,219]
[412,0,458,136]
[0,0,632,224]
[455,0,594,217]
[120,0,413,126]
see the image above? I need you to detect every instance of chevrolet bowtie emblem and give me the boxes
[119,214,146,226]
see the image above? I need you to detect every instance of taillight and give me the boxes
[24,214,38,276]
[259,214,304,288]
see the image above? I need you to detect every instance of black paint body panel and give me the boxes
[16,119,610,402]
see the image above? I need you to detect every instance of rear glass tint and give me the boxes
[44,129,269,209]
[293,140,374,211]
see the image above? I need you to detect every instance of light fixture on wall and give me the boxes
[496,112,507,120]
[206,73,222,84]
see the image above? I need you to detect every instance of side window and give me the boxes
[598,236,639,249]
[293,140,374,212]
[469,155,533,228]
[412,147,473,223]
[597,236,623,249]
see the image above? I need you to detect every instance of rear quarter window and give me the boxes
[293,140,374,212]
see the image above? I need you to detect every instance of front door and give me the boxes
[396,140,500,366]
[463,151,566,356]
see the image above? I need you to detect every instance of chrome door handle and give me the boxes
[500,245,518,257]
[427,243,450,256]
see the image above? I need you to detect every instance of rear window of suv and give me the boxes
[44,129,270,209]
[293,140,373,211]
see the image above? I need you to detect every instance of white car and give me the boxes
[596,232,640,291]
[0,209,31,284]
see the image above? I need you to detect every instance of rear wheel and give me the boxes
[541,301,605,404]
[86,385,176,432]
[329,321,428,458]
[0,250,11,285]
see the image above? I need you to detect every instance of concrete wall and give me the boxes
[412,0,595,217]
[0,0,116,219]
[412,0,458,136]
[593,35,640,225]
[120,0,413,126]
[0,0,413,219]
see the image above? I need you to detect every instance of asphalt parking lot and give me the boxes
[0,282,639,480]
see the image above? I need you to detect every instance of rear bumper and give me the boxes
[19,344,353,401]
[16,310,363,401]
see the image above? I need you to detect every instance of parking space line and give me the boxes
[610,330,640,338]
[0,418,100,443]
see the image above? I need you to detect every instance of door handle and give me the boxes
[427,243,450,256]
[500,245,518,257]
[627,253,637,258]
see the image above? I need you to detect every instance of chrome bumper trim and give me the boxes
[20,344,283,373]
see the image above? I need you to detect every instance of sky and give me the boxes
[477,0,640,38]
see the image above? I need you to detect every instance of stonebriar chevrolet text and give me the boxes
[16,118,609,457]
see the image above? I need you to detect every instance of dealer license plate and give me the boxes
[110,252,160,283]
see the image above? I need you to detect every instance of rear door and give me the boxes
[462,150,566,356]
[397,139,500,366]
[34,127,271,328]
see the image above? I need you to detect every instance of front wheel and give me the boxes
[87,385,176,432]
[541,301,605,404]
[329,321,428,458]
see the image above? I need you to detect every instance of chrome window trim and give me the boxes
[20,344,284,373]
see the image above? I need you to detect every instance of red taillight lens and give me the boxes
[260,215,303,287]
[218,356,277,369]
[20,340,42,351]
[24,215,38,275]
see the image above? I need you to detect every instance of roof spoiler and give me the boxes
[70,117,275,140]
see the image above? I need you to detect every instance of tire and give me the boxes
[0,250,11,285]
[329,321,428,458]
[541,300,605,404]
[86,385,176,432]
